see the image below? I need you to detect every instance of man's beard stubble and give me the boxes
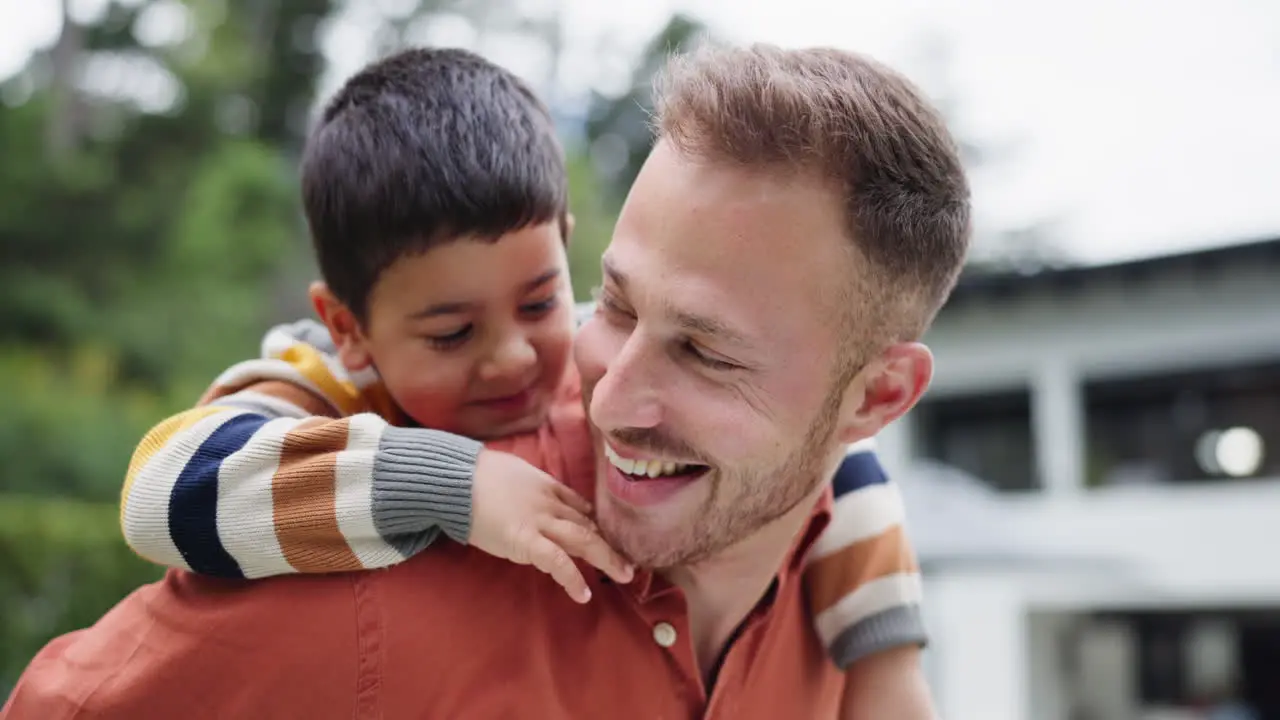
[592,385,845,570]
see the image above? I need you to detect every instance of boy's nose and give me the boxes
[479,333,537,382]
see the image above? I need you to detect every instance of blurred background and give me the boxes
[1,0,1278,718]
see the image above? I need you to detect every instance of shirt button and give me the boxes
[652,622,678,648]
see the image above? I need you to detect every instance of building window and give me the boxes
[1085,361,1280,487]
[913,390,1038,491]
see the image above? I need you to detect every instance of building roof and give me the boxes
[901,460,1119,570]
[946,235,1280,309]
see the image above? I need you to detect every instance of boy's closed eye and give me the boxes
[424,295,559,351]
[425,325,473,350]
[519,296,559,317]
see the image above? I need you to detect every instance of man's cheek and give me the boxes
[572,320,610,381]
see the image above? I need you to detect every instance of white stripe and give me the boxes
[334,414,402,568]
[122,410,252,571]
[263,320,336,355]
[215,417,297,579]
[347,364,380,389]
[211,359,339,413]
[262,325,305,357]
[814,572,924,647]
[210,390,312,419]
[808,482,905,561]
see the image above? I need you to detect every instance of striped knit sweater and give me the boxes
[120,313,926,669]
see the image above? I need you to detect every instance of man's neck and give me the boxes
[662,482,828,683]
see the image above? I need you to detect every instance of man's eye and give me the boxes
[425,325,473,350]
[684,341,738,371]
[598,292,634,320]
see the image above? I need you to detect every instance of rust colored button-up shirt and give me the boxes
[4,380,842,720]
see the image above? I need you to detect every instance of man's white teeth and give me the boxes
[605,445,697,478]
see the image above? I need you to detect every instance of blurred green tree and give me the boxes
[0,0,337,501]
[583,13,709,204]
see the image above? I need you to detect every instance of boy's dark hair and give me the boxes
[301,48,567,320]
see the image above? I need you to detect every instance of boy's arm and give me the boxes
[804,438,930,667]
[122,380,481,579]
[122,378,632,596]
[840,645,937,719]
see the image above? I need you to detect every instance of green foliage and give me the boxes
[0,496,162,692]
[565,150,618,301]
[109,138,298,386]
[0,347,187,502]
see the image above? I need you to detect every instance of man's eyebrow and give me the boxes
[671,309,754,349]
[601,256,626,291]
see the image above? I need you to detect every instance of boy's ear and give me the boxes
[308,281,373,372]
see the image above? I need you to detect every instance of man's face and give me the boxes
[575,141,860,568]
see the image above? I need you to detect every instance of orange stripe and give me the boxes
[201,379,339,418]
[249,380,341,417]
[272,417,364,572]
[805,524,919,615]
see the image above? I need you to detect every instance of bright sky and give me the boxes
[4,0,1279,265]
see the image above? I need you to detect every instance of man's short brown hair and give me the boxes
[652,43,971,354]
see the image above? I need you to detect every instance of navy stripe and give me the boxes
[832,450,888,498]
[169,413,270,578]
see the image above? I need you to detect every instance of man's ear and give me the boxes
[308,281,373,372]
[835,342,933,444]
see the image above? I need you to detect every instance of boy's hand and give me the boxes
[470,449,634,603]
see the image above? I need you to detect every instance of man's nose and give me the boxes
[588,334,664,433]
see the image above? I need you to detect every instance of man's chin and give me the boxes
[594,476,709,569]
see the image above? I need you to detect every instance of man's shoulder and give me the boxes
[4,570,364,719]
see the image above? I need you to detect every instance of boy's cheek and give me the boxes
[380,361,473,433]
[533,312,575,379]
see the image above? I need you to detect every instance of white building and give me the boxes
[882,237,1280,720]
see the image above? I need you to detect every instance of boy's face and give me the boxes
[319,221,575,439]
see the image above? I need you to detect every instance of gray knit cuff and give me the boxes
[372,427,482,553]
[829,605,929,670]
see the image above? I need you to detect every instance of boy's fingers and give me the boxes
[552,505,597,532]
[544,519,634,585]
[552,483,593,515]
[528,535,591,604]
